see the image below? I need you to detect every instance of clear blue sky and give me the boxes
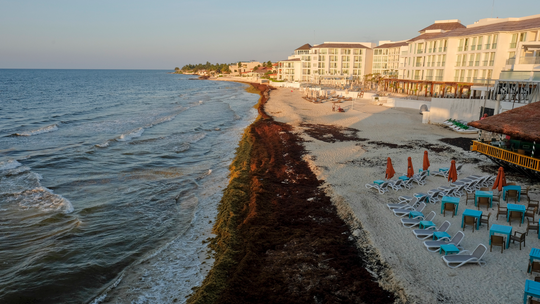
[1,0,538,69]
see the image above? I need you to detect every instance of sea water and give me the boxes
[0,70,259,303]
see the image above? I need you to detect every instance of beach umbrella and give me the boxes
[447,160,458,183]
[385,157,396,180]
[492,166,507,191]
[423,151,430,171]
[406,157,414,178]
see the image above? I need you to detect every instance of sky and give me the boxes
[1,0,539,69]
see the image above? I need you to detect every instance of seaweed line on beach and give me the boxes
[186,84,397,304]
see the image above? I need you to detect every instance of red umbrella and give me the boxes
[447,160,458,183]
[423,151,430,171]
[406,157,414,178]
[492,166,507,191]
[385,157,396,179]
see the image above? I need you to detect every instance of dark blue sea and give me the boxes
[0,70,259,303]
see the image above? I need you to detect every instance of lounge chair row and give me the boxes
[365,171,429,194]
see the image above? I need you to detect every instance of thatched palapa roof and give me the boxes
[468,102,540,142]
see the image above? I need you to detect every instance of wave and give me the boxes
[117,128,144,142]
[13,124,58,136]
[0,163,73,213]
[0,159,22,171]
[95,141,111,148]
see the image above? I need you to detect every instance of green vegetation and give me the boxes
[179,62,231,74]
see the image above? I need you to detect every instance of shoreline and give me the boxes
[187,80,396,303]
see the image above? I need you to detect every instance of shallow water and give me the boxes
[0,70,258,303]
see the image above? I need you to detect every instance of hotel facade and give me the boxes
[277,14,540,94]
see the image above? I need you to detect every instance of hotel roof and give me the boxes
[375,41,409,49]
[312,43,369,49]
[280,58,301,61]
[295,43,312,50]
[408,15,540,43]
[419,21,465,33]
[443,15,540,38]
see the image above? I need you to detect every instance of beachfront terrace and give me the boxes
[471,140,540,171]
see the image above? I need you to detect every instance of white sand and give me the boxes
[265,87,540,304]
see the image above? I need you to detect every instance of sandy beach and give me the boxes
[265,87,540,304]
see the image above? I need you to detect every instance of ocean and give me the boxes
[0,70,259,303]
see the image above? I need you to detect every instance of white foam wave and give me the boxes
[117,128,144,142]
[8,187,74,213]
[95,141,110,148]
[15,124,58,136]
[0,159,22,171]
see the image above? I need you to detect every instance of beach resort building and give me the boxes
[277,42,375,83]
[276,14,540,98]
[389,14,540,97]
[229,61,263,76]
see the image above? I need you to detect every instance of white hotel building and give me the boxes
[277,42,375,83]
[277,13,540,95]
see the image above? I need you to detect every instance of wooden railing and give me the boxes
[471,141,540,172]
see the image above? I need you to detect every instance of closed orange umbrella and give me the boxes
[447,160,458,183]
[385,157,395,179]
[423,151,430,171]
[406,157,414,178]
[492,166,507,191]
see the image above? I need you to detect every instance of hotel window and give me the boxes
[428,41,433,53]
[318,69,325,75]
[456,54,462,66]
[302,69,310,75]
[464,38,469,51]
[477,36,483,50]
[318,55,325,61]
[442,55,446,66]
[329,48,338,54]
[468,55,474,67]
[458,39,464,52]
[465,70,472,82]
[485,35,492,49]
[342,69,349,74]
[353,49,361,55]
[330,69,338,75]
[510,34,518,48]
[454,70,460,81]
[342,56,350,62]
[461,54,467,67]
[475,53,481,66]
[473,70,479,81]
[436,69,444,81]
[492,34,498,49]
[318,62,325,68]
[320,49,328,54]
[433,41,438,53]
[487,69,493,79]
[414,70,421,80]
[417,43,424,54]
[459,69,465,82]
[330,56,337,61]
[489,52,495,66]
[353,69,361,75]
[353,63,362,69]
[482,53,489,66]
[354,56,362,62]
[482,69,487,79]
[471,37,477,51]
[342,63,350,68]
[342,49,351,55]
